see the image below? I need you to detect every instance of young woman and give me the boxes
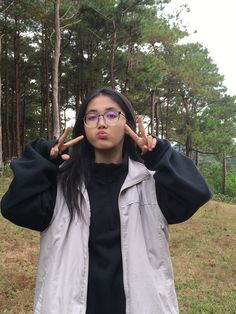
[1,87,212,314]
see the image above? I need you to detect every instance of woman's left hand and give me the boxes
[125,115,157,154]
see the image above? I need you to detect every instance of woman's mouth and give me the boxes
[97,131,108,139]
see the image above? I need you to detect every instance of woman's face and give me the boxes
[84,95,127,163]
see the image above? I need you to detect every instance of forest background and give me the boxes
[1,0,236,197]
[0,1,236,313]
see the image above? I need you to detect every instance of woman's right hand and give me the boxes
[50,127,84,160]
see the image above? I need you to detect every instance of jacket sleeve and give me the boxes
[142,139,213,224]
[0,138,62,232]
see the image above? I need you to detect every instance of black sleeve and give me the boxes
[142,139,213,224]
[0,138,62,232]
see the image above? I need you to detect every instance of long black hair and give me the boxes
[59,87,141,221]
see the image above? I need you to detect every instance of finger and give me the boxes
[58,127,72,148]
[152,137,157,149]
[61,154,71,161]
[142,145,149,154]
[144,138,157,153]
[62,135,84,150]
[52,146,59,155]
[50,146,59,159]
[147,135,153,151]
[125,124,139,143]
[137,116,146,138]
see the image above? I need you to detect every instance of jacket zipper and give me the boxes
[118,175,149,314]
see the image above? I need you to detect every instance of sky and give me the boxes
[164,0,236,96]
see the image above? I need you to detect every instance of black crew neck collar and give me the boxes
[91,154,128,179]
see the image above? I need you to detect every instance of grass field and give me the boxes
[0,177,236,313]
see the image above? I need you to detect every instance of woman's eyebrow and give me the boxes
[86,107,118,113]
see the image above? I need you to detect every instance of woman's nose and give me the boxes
[97,115,107,128]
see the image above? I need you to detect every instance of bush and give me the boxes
[200,160,236,198]
[226,171,236,197]
[199,160,222,194]
[213,193,236,204]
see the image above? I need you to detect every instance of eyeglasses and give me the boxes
[83,110,126,128]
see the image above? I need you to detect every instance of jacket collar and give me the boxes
[121,158,150,191]
[79,158,150,224]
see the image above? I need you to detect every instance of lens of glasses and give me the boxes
[84,110,123,127]
[104,111,119,121]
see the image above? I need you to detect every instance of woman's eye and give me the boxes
[106,111,118,120]
[87,114,97,121]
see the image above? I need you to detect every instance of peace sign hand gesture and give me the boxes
[125,115,157,154]
[50,127,84,161]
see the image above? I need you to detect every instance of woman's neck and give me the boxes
[94,149,123,164]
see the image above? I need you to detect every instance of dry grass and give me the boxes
[0,218,39,313]
[170,201,236,313]
[0,177,39,314]
[0,177,236,313]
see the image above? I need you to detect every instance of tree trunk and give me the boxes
[21,85,26,149]
[110,20,117,89]
[40,23,50,138]
[0,34,3,175]
[3,30,11,160]
[154,90,160,137]
[123,42,133,92]
[165,102,169,139]
[52,0,61,139]
[195,150,199,167]
[14,17,21,156]
[155,106,159,137]
[185,133,192,158]
[40,25,46,138]
[150,90,156,134]
[221,155,226,195]
[11,90,15,156]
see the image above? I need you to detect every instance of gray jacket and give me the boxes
[34,158,179,314]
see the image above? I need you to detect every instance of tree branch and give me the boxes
[60,19,81,30]
[0,0,14,13]
[86,4,112,22]
[86,27,104,41]
[60,5,72,21]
